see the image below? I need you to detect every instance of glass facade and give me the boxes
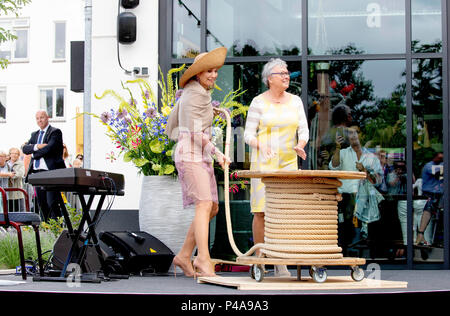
[308,0,405,55]
[160,0,449,268]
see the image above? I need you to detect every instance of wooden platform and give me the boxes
[197,275,408,291]
[236,170,367,179]
[236,256,366,267]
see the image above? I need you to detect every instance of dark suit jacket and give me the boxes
[22,125,66,180]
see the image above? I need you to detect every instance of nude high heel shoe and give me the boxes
[193,258,216,278]
[172,256,194,277]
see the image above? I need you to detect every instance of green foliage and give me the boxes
[212,82,248,129]
[0,0,32,69]
[0,228,55,269]
[40,204,82,239]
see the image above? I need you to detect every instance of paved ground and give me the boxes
[1,268,450,313]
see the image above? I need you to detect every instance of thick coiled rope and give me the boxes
[256,177,344,259]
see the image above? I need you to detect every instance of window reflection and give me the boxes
[213,61,302,107]
[308,59,408,261]
[412,58,443,262]
[207,0,301,56]
[412,0,442,53]
[308,0,405,55]
[173,0,201,58]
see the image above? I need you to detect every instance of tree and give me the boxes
[0,0,31,69]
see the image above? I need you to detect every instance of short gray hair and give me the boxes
[262,58,288,87]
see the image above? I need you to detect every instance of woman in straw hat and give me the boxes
[244,58,309,277]
[166,47,231,277]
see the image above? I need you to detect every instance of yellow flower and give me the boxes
[161,106,171,117]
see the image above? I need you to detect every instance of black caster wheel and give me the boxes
[351,266,365,282]
[311,266,327,283]
[252,264,265,282]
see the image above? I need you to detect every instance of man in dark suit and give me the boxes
[23,110,66,221]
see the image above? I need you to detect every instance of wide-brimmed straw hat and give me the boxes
[179,47,227,88]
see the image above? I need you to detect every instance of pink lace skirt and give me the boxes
[175,160,218,208]
[174,132,218,208]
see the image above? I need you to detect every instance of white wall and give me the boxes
[0,0,160,210]
[0,0,84,155]
[91,0,159,210]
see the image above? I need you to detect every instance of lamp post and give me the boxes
[83,0,92,169]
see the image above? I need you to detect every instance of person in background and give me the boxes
[329,127,383,254]
[244,58,309,277]
[7,147,25,212]
[318,104,353,170]
[415,152,444,246]
[0,151,13,212]
[72,159,83,168]
[22,110,66,222]
[63,144,72,168]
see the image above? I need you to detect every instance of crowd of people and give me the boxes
[318,104,444,255]
[0,142,83,214]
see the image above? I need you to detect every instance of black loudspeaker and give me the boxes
[52,230,112,273]
[121,0,139,9]
[117,12,136,44]
[99,231,174,274]
[70,41,84,92]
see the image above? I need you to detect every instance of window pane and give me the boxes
[40,89,53,118]
[56,88,64,117]
[412,58,443,262]
[411,0,442,53]
[173,0,201,58]
[308,0,405,55]
[207,0,301,56]
[0,90,6,119]
[308,59,407,261]
[14,29,28,58]
[0,22,12,60]
[55,22,66,59]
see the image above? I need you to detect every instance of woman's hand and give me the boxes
[259,144,276,162]
[294,144,307,160]
[355,162,365,172]
[216,151,231,169]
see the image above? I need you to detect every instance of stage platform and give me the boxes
[1,268,450,312]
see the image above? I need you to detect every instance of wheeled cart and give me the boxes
[237,256,366,283]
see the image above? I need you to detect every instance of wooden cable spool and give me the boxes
[261,178,344,259]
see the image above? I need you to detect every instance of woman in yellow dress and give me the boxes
[244,58,309,276]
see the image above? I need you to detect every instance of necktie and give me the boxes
[34,130,44,168]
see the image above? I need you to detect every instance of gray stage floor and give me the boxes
[1,269,450,313]
[1,269,450,295]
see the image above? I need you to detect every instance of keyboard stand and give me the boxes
[33,193,109,283]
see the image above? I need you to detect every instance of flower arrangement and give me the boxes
[92,66,250,181]
[92,66,186,176]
